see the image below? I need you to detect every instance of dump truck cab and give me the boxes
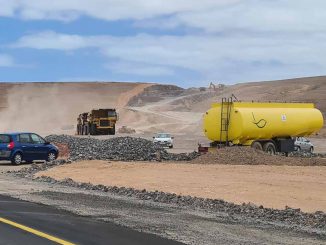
[89,109,118,135]
[77,109,118,136]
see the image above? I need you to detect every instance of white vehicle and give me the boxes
[153,133,174,148]
[294,137,314,153]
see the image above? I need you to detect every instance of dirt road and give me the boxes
[36,160,326,212]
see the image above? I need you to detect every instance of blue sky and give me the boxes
[0,0,325,88]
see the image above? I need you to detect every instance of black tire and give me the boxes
[169,145,173,149]
[84,125,89,135]
[90,124,97,135]
[109,125,116,135]
[310,147,314,153]
[294,146,301,152]
[251,141,263,151]
[11,153,23,165]
[47,151,57,162]
[263,142,276,155]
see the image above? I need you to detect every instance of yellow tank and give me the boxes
[204,102,324,145]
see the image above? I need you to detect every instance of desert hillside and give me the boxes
[0,76,325,136]
[0,82,152,135]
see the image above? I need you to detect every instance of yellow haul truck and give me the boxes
[203,97,324,155]
[77,109,118,135]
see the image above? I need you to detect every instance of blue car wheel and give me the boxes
[11,153,23,165]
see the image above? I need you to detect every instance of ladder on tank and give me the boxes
[219,96,234,147]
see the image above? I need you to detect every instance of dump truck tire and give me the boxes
[85,125,89,135]
[90,124,97,135]
[109,125,116,135]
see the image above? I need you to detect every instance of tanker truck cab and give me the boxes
[203,97,324,155]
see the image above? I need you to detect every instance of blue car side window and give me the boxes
[19,134,31,143]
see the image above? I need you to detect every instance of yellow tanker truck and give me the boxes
[203,97,324,155]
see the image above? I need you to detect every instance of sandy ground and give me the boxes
[36,160,326,212]
[0,173,323,245]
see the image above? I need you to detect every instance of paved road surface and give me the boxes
[0,194,183,245]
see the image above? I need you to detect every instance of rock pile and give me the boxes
[35,175,326,231]
[45,135,199,162]
[192,147,326,166]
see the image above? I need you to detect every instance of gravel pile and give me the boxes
[192,147,326,166]
[45,135,199,162]
[9,160,70,178]
[35,175,326,231]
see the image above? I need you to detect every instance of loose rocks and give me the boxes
[35,175,326,231]
[192,147,326,166]
[45,135,199,162]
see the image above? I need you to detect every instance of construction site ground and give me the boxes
[0,172,323,245]
[35,160,326,213]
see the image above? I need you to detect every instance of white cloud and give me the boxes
[174,0,326,33]
[0,0,237,21]
[11,31,326,82]
[0,54,15,67]
[106,62,174,76]
[12,31,91,50]
[2,0,326,35]
[5,0,326,83]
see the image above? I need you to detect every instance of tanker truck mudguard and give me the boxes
[203,97,324,155]
[77,109,118,135]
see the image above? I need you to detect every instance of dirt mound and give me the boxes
[127,84,184,107]
[192,147,326,166]
[118,126,136,134]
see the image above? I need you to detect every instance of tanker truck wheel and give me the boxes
[263,142,276,155]
[251,141,263,151]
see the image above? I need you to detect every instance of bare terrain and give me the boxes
[36,160,326,213]
[0,77,326,244]
[0,171,323,245]
[1,76,325,136]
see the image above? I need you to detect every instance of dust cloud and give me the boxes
[0,82,149,136]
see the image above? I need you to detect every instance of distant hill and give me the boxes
[0,77,325,136]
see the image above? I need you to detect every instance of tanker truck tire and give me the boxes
[251,141,263,151]
[263,142,276,155]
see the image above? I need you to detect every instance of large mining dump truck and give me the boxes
[203,96,324,155]
[77,109,118,135]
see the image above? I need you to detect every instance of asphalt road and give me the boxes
[0,195,183,245]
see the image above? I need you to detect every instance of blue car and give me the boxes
[0,132,59,165]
